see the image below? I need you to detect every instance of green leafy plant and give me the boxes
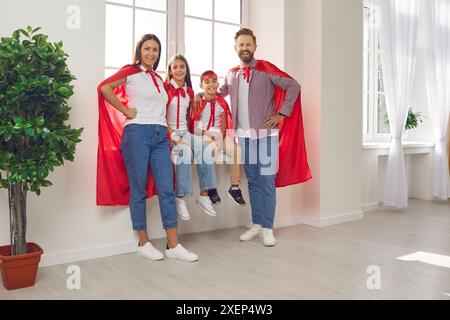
[384,107,424,131]
[0,26,83,255]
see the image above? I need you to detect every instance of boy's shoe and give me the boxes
[176,198,191,221]
[137,242,164,261]
[208,188,221,205]
[262,228,277,247]
[165,244,199,262]
[239,224,262,241]
[227,187,246,206]
[196,196,217,217]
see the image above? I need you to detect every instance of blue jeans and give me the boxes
[238,136,279,229]
[172,130,216,197]
[121,124,178,231]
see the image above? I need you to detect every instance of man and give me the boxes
[196,28,311,247]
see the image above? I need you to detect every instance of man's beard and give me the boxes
[239,50,254,63]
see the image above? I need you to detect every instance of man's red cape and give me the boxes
[190,95,233,135]
[231,60,312,187]
[96,65,162,206]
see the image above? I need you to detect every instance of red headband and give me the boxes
[201,72,218,82]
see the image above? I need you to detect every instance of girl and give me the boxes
[164,55,217,219]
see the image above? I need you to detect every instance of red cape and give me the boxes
[96,65,162,206]
[231,60,312,187]
[190,95,233,135]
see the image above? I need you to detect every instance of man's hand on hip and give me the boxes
[264,113,284,129]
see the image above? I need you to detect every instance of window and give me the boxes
[105,0,170,78]
[363,0,390,142]
[105,0,247,84]
[184,0,244,86]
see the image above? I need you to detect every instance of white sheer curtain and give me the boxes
[378,0,419,208]
[423,0,450,201]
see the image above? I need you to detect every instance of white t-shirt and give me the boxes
[166,79,190,131]
[236,69,251,138]
[197,99,224,133]
[124,65,168,127]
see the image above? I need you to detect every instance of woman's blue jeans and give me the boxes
[121,124,178,231]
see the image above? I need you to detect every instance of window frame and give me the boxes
[105,0,248,79]
[180,0,247,86]
[363,0,391,142]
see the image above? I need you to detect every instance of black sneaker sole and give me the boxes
[227,192,247,206]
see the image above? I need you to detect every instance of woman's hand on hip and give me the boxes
[124,108,137,119]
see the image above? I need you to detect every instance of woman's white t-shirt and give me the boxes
[124,65,168,127]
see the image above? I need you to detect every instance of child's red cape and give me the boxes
[231,60,312,187]
[96,65,162,206]
[190,95,233,134]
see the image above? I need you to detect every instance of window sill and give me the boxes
[362,141,436,155]
[363,141,436,149]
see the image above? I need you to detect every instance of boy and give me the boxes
[191,71,246,207]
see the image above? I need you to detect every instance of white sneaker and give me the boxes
[176,198,191,221]
[165,244,199,262]
[137,242,164,261]
[262,228,277,247]
[239,224,262,241]
[196,196,217,217]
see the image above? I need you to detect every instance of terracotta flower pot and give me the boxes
[0,243,43,290]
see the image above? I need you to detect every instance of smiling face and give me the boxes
[235,34,257,64]
[140,39,160,69]
[170,59,187,84]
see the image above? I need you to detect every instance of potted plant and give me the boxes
[0,26,83,290]
[384,107,424,131]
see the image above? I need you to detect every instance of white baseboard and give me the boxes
[362,202,380,212]
[40,211,364,267]
[274,216,304,228]
[303,210,364,228]
[40,241,138,267]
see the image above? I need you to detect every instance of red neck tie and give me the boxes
[174,87,186,129]
[146,69,161,93]
[204,99,216,131]
[242,66,251,83]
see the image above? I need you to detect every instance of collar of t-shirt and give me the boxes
[170,78,187,90]
[140,65,151,72]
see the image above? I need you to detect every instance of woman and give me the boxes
[164,55,217,220]
[97,34,198,262]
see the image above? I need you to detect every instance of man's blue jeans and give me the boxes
[238,136,279,229]
[172,130,216,197]
[121,124,178,231]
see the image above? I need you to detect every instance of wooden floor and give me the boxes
[1,199,449,300]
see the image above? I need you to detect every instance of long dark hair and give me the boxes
[133,34,162,71]
[164,54,193,88]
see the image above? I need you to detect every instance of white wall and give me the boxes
[362,147,435,208]
[320,0,363,224]
[248,0,285,68]
[284,0,322,224]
